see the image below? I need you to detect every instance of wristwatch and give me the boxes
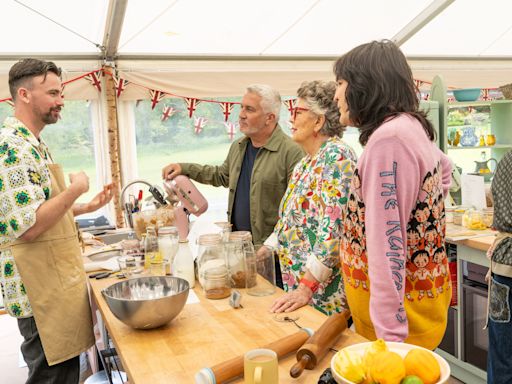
[300,278,319,293]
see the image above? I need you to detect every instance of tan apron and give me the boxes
[6,163,94,365]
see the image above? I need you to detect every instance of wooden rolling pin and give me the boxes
[289,310,350,378]
[195,327,313,384]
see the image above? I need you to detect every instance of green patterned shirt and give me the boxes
[0,117,53,318]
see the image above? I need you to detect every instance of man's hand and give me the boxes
[87,183,115,212]
[69,171,89,195]
[270,285,313,313]
[162,163,182,180]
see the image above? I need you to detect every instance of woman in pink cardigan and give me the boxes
[333,40,452,350]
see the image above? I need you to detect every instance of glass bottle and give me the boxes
[145,226,165,276]
[158,226,179,275]
[173,239,195,288]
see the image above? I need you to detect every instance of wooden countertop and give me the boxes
[89,277,366,384]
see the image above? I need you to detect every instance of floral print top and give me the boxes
[274,137,356,315]
[0,117,53,318]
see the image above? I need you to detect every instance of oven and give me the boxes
[462,261,488,371]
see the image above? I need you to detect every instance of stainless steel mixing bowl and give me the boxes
[102,276,189,329]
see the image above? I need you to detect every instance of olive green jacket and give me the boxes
[180,126,304,247]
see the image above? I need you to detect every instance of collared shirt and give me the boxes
[274,137,356,315]
[0,117,53,318]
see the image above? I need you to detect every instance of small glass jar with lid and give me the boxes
[197,234,226,287]
[203,266,231,299]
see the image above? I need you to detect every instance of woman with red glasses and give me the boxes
[260,80,357,315]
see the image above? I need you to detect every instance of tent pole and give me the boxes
[104,64,125,228]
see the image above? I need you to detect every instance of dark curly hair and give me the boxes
[333,40,434,146]
[296,80,344,137]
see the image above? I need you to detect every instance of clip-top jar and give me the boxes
[197,234,226,288]
[226,231,257,288]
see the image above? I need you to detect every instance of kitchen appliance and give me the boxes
[121,176,208,240]
[462,261,488,371]
[290,310,350,378]
[163,175,208,240]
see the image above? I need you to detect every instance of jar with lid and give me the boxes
[144,226,165,276]
[197,234,226,288]
[158,226,179,275]
[226,231,257,288]
[203,266,231,300]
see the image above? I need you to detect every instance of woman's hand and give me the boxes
[270,285,313,313]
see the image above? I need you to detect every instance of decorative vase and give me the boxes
[460,126,479,147]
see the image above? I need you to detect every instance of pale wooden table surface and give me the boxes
[89,276,366,383]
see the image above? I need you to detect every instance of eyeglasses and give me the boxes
[291,106,310,120]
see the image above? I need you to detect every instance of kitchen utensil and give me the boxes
[102,276,189,329]
[474,151,497,182]
[290,310,350,378]
[194,328,313,384]
[330,342,450,384]
[452,88,481,102]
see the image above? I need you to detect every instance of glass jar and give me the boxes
[158,226,179,275]
[203,268,231,300]
[197,234,226,288]
[144,226,165,275]
[227,231,257,289]
[463,209,487,230]
[483,208,494,227]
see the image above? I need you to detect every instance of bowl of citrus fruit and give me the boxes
[331,339,450,384]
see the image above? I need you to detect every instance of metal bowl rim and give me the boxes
[102,276,190,302]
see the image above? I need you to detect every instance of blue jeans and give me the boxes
[488,273,512,384]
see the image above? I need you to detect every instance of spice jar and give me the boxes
[203,267,231,300]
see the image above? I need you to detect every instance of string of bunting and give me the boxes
[0,67,506,135]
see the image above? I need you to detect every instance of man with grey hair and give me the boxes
[162,84,303,250]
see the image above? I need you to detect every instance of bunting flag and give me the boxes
[85,69,103,92]
[414,79,425,89]
[113,75,129,98]
[193,117,208,135]
[149,89,166,110]
[224,122,237,141]
[185,97,202,118]
[219,101,235,121]
[161,105,176,121]
[283,99,296,116]
[5,99,14,107]
[481,88,490,101]
[60,84,66,99]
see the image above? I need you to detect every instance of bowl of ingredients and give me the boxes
[331,339,450,384]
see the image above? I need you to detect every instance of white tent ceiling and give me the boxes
[1,0,512,94]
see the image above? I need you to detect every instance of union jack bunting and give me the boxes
[193,117,208,135]
[113,76,129,98]
[481,88,490,101]
[283,99,296,116]
[185,97,202,118]
[60,84,66,99]
[224,122,237,141]
[85,70,103,92]
[414,79,425,89]
[149,90,166,110]
[161,106,176,121]
[219,102,236,121]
